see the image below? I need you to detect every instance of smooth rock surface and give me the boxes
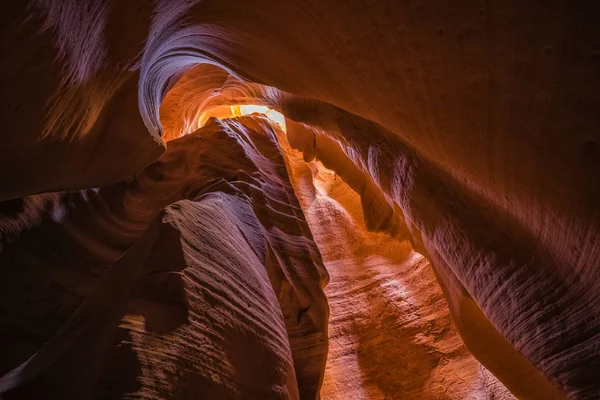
[1,1,600,398]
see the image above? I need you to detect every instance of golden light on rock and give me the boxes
[1,2,598,400]
[198,104,286,132]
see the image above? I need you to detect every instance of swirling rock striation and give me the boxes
[0,117,328,399]
[1,0,600,399]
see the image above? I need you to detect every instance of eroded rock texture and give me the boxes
[0,118,327,399]
[1,0,600,399]
[278,132,517,400]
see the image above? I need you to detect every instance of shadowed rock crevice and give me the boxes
[2,1,600,399]
[0,118,327,399]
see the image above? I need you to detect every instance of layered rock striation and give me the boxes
[1,1,600,399]
[0,117,328,399]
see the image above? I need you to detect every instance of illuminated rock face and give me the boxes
[0,117,327,399]
[1,1,600,399]
[278,134,517,400]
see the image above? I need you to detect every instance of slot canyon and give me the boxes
[0,1,599,399]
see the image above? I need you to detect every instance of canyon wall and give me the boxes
[0,118,327,399]
[1,0,600,399]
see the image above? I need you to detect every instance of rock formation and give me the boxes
[1,1,599,399]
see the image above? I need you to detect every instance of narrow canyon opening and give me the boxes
[152,64,519,399]
[1,2,599,400]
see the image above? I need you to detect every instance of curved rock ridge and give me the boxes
[172,64,598,398]
[0,116,328,399]
[2,1,600,399]
[276,129,517,400]
[274,103,586,400]
[160,66,593,398]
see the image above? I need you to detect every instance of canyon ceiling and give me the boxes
[1,1,599,399]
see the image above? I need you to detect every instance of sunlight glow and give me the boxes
[198,104,286,132]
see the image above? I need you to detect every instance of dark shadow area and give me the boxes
[128,219,189,334]
[0,198,25,216]
[93,327,143,399]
